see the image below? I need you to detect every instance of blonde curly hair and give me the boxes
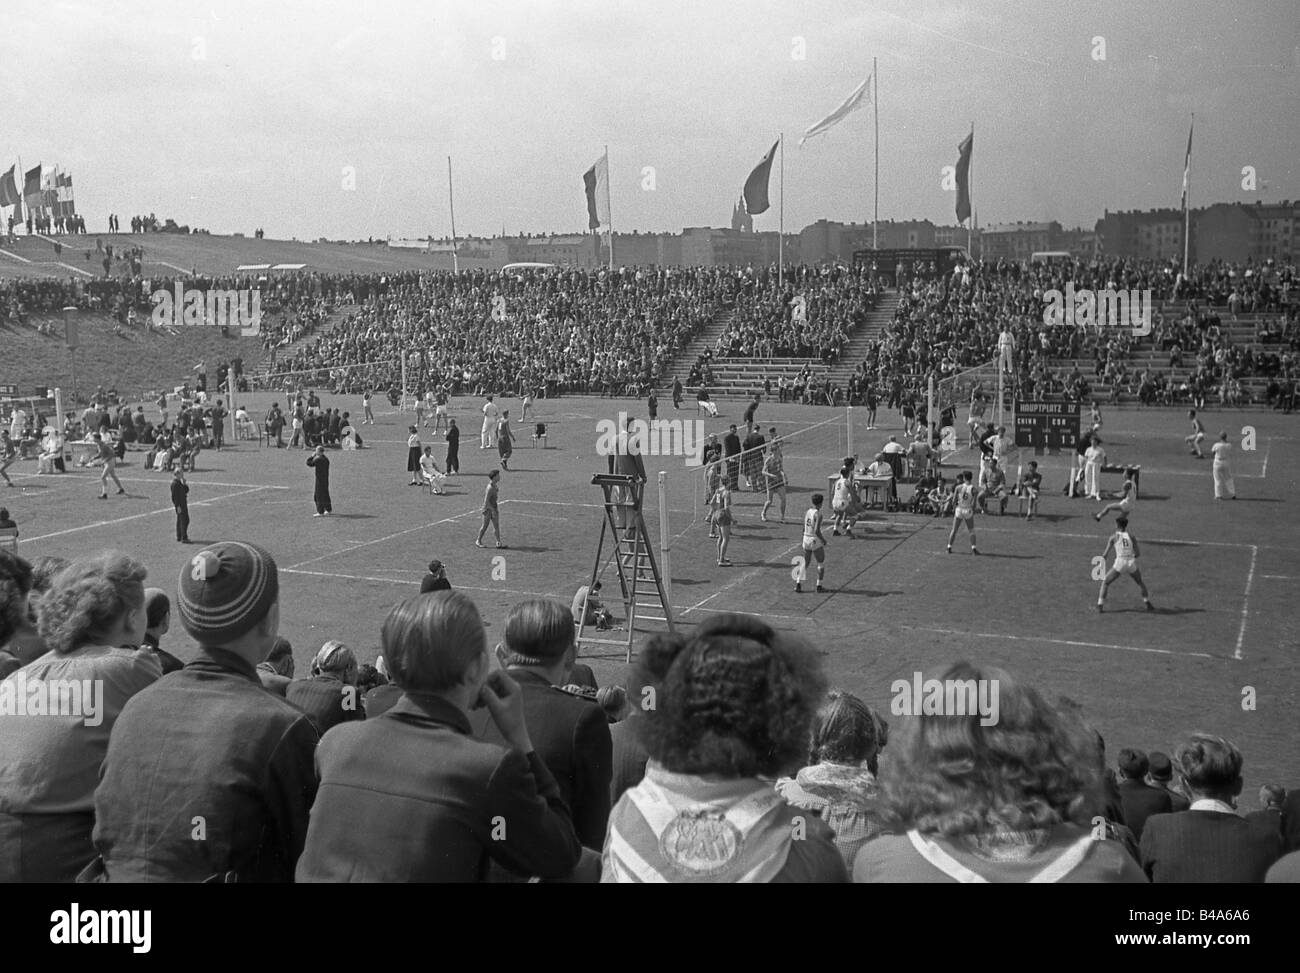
[36,551,147,654]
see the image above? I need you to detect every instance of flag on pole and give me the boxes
[954,132,973,224]
[583,152,610,231]
[23,165,42,212]
[799,76,871,146]
[1180,119,1193,210]
[742,139,780,216]
[0,165,19,207]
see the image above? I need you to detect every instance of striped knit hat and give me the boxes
[177,541,279,644]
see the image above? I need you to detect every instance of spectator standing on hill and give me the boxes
[306,446,332,516]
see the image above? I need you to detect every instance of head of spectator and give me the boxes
[37,551,148,654]
[596,685,629,723]
[808,690,890,776]
[144,587,170,641]
[1258,784,1286,811]
[380,590,487,708]
[175,541,279,669]
[0,549,34,652]
[604,614,834,883]
[1173,733,1244,805]
[1117,747,1149,781]
[1147,750,1175,784]
[355,663,386,696]
[260,636,295,678]
[310,640,359,684]
[498,598,576,684]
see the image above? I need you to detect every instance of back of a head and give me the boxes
[1147,750,1174,782]
[882,662,1099,836]
[175,541,279,654]
[502,598,574,668]
[635,613,825,779]
[144,587,171,631]
[312,639,358,681]
[809,690,887,766]
[1117,747,1149,781]
[381,590,485,693]
[37,551,147,654]
[262,636,295,677]
[1175,733,1244,801]
[0,549,34,644]
[1259,783,1286,809]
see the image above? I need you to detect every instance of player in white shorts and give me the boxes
[1185,409,1205,458]
[1097,515,1153,612]
[1210,431,1236,500]
[946,471,980,555]
[797,493,828,594]
[1094,469,1136,521]
[433,388,449,433]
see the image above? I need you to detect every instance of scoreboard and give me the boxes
[1015,400,1080,453]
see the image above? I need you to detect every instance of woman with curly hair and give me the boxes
[853,662,1146,883]
[0,549,35,678]
[0,551,161,882]
[776,691,889,869]
[603,613,846,883]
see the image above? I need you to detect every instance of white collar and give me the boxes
[1189,798,1238,815]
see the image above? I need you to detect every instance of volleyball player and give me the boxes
[797,493,828,594]
[1097,515,1153,612]
[945,470,979,554]
[760,429,787,523]
[1211,430,1236,500]
[1185,409,1206,458]
[475,469,504,548]
[1095,469,1136,521]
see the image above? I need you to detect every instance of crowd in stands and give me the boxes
[0,543,1296,883]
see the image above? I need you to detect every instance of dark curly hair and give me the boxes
[635,613,825,778]
[0,549,34,645]
[878,662,1101,837]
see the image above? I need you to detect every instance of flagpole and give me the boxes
[873,57,879,250]
[1183,113,1193,277]
[605,145,613,271]
[16,156,24,232]
[447,156,460,274]
[778,133,784,289]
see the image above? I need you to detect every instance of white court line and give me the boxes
[279,567,810,621]
[18,486,271,543]
[0,247,32,263]
[503,499,604,509]
[1261,574,1296,580]
[155,260,192,274]
[902,625,1218,660]
[57,262,93,277]
[1261,442,1271,478]
[975,525,1255,549]
[284,504,484,570]
[681,542,804,617]
[1235,545,1257,661]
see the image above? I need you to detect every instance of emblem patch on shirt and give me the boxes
[660,809,742,875]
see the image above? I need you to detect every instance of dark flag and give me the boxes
[955,132,973,224]
[583,153,609,231]
[0,166,19,207]
[742,139,780,216]
[23,165,42,210]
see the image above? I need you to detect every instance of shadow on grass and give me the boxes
[330,513,376,520]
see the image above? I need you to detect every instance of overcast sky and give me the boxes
[4,0,1296,240]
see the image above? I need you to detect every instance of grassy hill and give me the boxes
[1,311,265,403]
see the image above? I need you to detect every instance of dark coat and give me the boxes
[285,675,364,736]
[472,669,612,849]
[1140,809,1283,883]
[1117,778,1173,841]
[89,649,319,882]
[608,716,649,807]
[295,693,581,882]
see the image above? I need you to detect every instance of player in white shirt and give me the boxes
[997,326,1015,374]
[945,470,980,555]
[480,394,499,449]
[1083,437,1107,500]
[797,493,828,593]
[1210,431,1236,500]
[1097,516,1153,612]
[1094,470,1136,521]
[1184,409,1205,458]
[967,394,987,449]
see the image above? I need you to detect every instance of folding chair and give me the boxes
[423,470,446,495]
[531,422,547,448]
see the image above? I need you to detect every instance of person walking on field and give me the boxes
[481,394,499,449]
[497,410,514,471]
[171,468,191,543]
[95,433,125,499]
[1211,431,1236,500]
[307,446,332,517]
[406,425,422,486]
[476,469,504,548]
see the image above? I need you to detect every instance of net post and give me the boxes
[657,471,672,606]
[845,404,853,461]
[997,364,1005,430]
[927,373,936,448]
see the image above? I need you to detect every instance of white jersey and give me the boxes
[802,507,823,547]
[482,401,499,422]
[1211,441,1231,465]
[1113,530,1136,561]
[954,482,975,516]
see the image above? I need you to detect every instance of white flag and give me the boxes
[799,76,871,146]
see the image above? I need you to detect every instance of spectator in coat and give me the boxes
[296,590,583,882]
[140,588,184,675]
[87,542,318,882]
[1244,785,1286,842]
[604,614,846,883]
[1115,748,1172,841]
[256,636,295,696]
[1147,751,1191,812]
[722,424,742,490]
[286,640,364,734]
[306,446,332,516]
[607,665,650,807]
[1140,733,1283,882]
[475,599,612,852]
[420,559,451,593]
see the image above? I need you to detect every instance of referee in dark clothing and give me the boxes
[170,468,191,543]
[444,419,460,474]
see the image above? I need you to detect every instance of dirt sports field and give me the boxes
[6,393,1298,802]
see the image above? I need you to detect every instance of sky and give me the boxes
[3,0,1297,240]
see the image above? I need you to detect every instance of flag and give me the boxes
[1180,120,1193,210]
[954,132,973,224]
[0,166,19,207]
[583,153,609,231]
[23,164,42,210]
[742,139,780,216]
[799,76,871,146]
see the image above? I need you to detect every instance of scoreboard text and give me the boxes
[1015,400,1080,453]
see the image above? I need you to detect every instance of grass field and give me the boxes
[5,394,1298,804]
